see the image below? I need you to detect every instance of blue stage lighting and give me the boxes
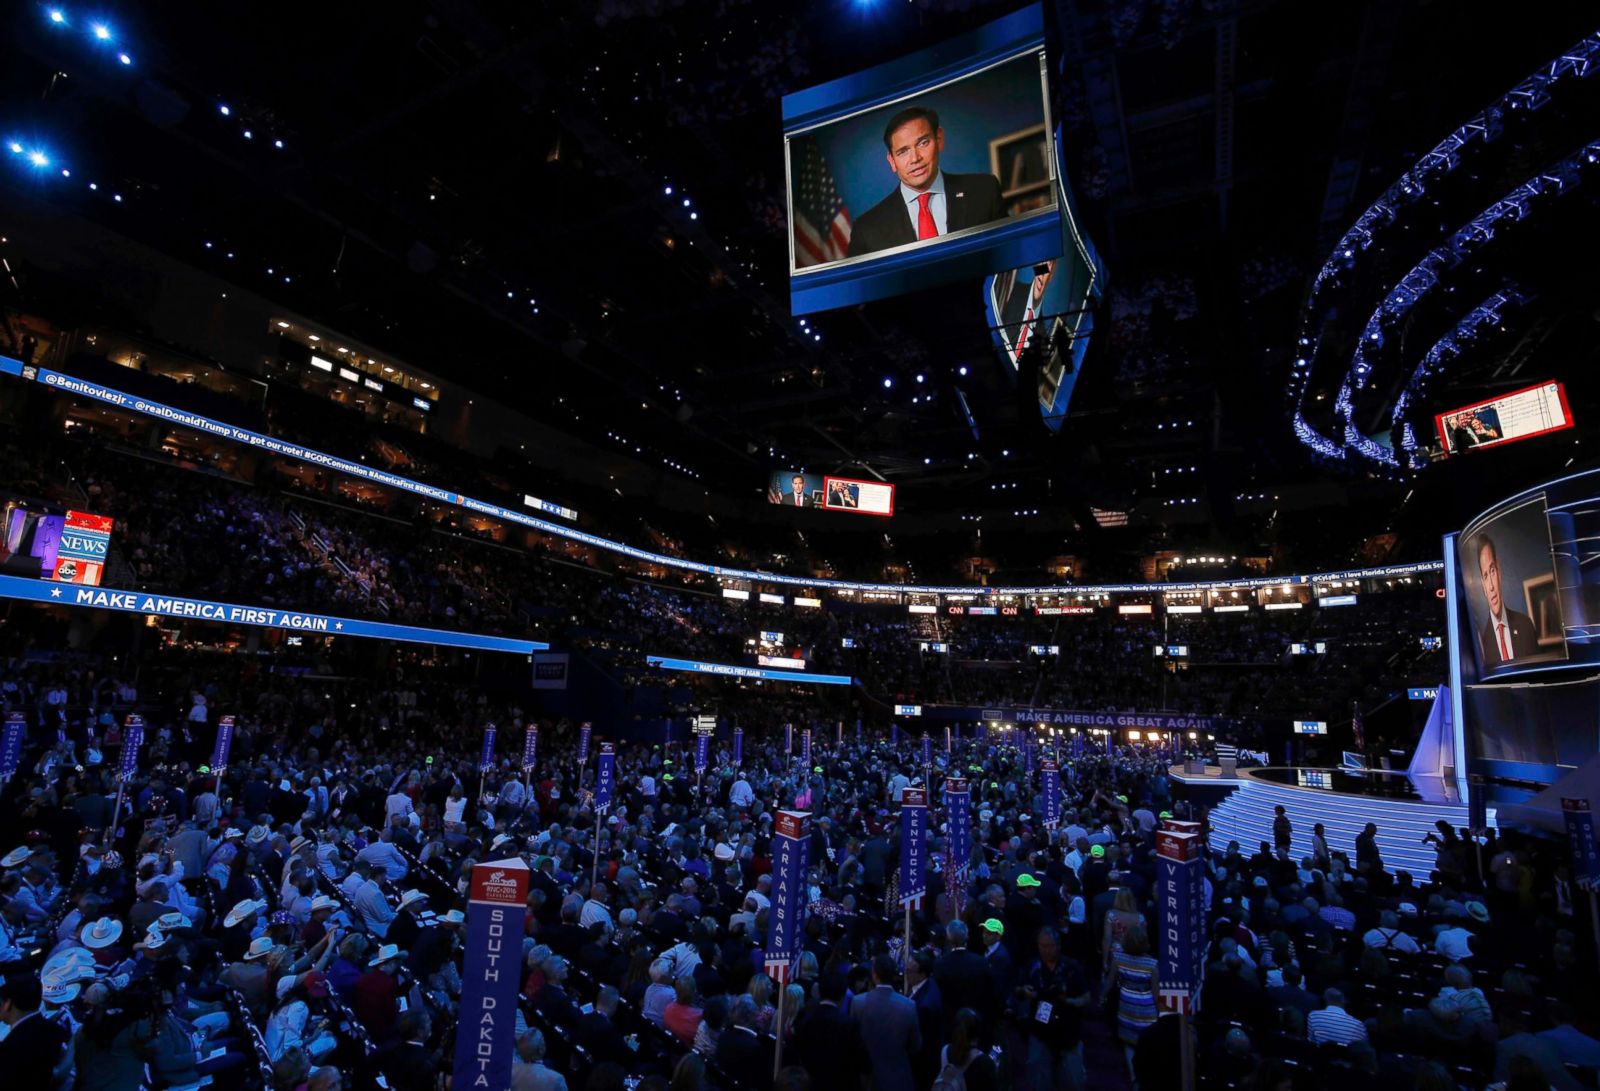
[48,9,66,24]
[90,22,110,40]
[273,139,283,149]
[7,142,22,155]
[883,377,893,389]
[219,105,230,116]
[117,52,131,65]
[242,130,253,140]
[957,366,968,376]
[28,151,49,167]
[663,185,673,195]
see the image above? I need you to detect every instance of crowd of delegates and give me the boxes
[0,433,1443,732]
[0,626,1595,1091]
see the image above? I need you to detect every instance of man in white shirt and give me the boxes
[580,882,614,934]
[384,786,415,827]
[1363,911,1421,954]
[887,770,910,804]
[1307,989,1367,1045]
[356,834,408,883]
[348,861,394,937]
[745,875,772,914]
[1435,923,1476,962]
[728,777,753,808]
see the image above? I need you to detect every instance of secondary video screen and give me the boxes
[767,472,895,516]
[1435,381,1572,456]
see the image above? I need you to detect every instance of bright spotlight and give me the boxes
[663,185,673,195]
[273,139,283,149]
[90,22,110,40]
[48,9,66,24]
[242,130,253,140]
[219,105,231,116]
[882,377,893,389]
[28,151,49,167]
[117,52,131,65]
[957,365,968,376]
[6,142,21,155]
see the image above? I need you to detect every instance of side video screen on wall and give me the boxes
[767,472,895,517]
[1436,381,1573,456]
[783,5,1067,314]
[1453,468,1600,779]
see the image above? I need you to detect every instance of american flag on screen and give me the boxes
[793,139,852,266]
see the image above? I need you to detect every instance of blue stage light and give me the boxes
[219,105,230,116]
[28,151,49,168]
[958,366,968,376]
[883,377,893,389]
[48,9,66,24]
[90,22,110,40]
[273,139,283,149]
[242,130,253,140]
[117,52,131,65]
[6,142,22,155]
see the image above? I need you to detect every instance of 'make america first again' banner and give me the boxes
[0,572,545,655]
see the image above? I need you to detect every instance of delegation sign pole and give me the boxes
[453,857,529,1090]
[1157,828,1204,1091]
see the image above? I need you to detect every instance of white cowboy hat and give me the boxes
[398,889,429,911]
[367,943,405,968]
[246,825,271,845]
[309,895,339,914]
[224,899,267,929]
[41,964,83,1005]
[82,917,124,949]
[243,936,278,961]
[438,909,466,927]
[1,847,32,868]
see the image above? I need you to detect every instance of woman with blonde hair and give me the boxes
[1101,886,1145,974]
[746,973,776,1033]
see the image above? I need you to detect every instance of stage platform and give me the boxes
[1169,764,1470,877]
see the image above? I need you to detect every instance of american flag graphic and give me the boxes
[944,850,967,915]
[764,956,795,986]
[793,138,852,266]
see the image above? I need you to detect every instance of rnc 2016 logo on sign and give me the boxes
[472,867,526,905]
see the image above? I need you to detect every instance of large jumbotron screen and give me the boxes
[782,4,1096,315]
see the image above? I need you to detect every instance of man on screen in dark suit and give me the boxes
[1472,533,1541,664]
[769,474,813,508]
[846,106,1007,259]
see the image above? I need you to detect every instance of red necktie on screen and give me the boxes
[1016,303,1035,354]
[916,193,937,240]
[1498,623,1510,661]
